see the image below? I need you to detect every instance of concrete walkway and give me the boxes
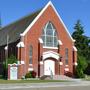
[0,80,90,90]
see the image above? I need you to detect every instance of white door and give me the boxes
[44,60,55,75]
[10,67,17,80]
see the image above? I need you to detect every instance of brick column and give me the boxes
[17,41,25,79]
[38,38,43,77]
[58,40,64,75]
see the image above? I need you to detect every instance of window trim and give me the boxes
[42,22,58,48]
[43,46,58,49]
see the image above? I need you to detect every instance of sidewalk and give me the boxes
[0,80,90,90]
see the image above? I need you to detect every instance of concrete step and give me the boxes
[40,75,52,80]
[40,75,82,81]
[52,75,74,80]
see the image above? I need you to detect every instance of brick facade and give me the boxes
[0,1,77,79]
[18,4,77,78]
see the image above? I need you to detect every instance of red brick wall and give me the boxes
[19,5,76,77]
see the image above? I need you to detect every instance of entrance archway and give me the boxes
[43,51,60,75]
[44,60,55,75]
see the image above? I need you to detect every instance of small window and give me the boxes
[65,48,68,65]
[29,45,33,64]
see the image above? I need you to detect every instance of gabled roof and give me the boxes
[21,1,74,42]
[0,1,74,46]
[0,10,41,46]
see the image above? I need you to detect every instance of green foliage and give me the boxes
[0,75,3,79]
[3,55,17,69]
[25,71,36,78]
[72,20,90,75]
[76,56,88,78]
[7,55,17,64]
[78,56,88,70]
[3,55,18,79]
[25,72,32,78]
[72,20,90,60]
[85,63,90,75]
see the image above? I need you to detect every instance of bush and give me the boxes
[76,56,88,78]
[31,71,37,78]
[25,71,36,78]
[25,72,32,78]
[76,67,85,78]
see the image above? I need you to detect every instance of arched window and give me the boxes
[42,22,58,47]
[29,45,33,64]
[65,48,68,65]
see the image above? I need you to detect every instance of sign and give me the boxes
[10,66,17,80]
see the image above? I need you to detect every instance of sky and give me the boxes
[0,0,90,37]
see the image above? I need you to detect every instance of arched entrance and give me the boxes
[44,60,55,75]
[43,51,60,75]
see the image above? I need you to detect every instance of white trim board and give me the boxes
[43,51,60,60]
[21,1,74,42]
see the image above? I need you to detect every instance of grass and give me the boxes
[0,79,67,84]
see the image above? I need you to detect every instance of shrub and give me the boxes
[25,72,31,78]
[25,71,36,78]
[76,56,88,78]
[31,71,36,78]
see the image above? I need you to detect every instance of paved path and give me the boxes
[0,80,90,90]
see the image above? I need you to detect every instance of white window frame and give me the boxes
[42,22,58,48]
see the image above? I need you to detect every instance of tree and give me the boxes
[3,54,17,69]
[3,55,18,79]
[76,56,88,78]
[72,20,90,76]
[7,54,17,64]
[72,20,90,61]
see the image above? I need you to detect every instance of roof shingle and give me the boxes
[0,10,41,46]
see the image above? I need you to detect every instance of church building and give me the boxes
[0,1,77,79]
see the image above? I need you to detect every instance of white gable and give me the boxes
[43,51,60,60]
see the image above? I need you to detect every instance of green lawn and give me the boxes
[0,79,67,84]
